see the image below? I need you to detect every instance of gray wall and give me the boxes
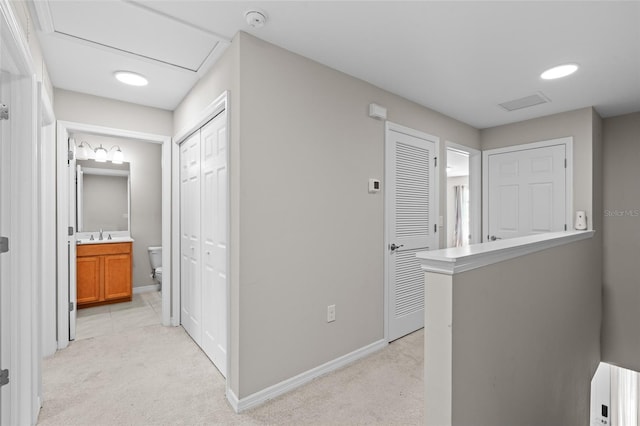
[54,89,173,136]
[75,133,162,289]
[451,237,601,426]
[602,112,640,371]
[174,31,479,399]
[475,108,604,424]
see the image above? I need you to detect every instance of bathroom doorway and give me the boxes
[73,136,161,340]
[55,121,173,349]
[445,142,481,248]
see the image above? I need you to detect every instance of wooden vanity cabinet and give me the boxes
[77,242,132,308]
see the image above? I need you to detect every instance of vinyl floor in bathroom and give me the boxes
[76,291,162,340]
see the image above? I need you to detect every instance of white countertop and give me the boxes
[77,236,134,245]
[417,230,595,275]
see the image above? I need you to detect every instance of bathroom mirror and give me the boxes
[77,160,130,234]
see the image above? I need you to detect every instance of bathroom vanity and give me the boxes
[75,159,133,308]
[76,241,132,308]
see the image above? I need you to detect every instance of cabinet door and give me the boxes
[77,256,102,305]
[104,254,131,300]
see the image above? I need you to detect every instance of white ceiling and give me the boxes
[31,1,640,129]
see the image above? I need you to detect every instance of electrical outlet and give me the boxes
[327,304,336,322]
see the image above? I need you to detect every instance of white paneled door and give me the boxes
[200,114,227,375]
[386,124,438,342]
[179,110,227,377]
[486,142,567,241]
[180,130,202,340]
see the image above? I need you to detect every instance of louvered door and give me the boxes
[386,126,438,341]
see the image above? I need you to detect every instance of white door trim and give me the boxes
[172,91,231,396]
[445,141,481,245]
[0,1,40,423]
[384,121,439,343]
[38,89,55,354]
[482,137,574,242]
[56,121,172,349]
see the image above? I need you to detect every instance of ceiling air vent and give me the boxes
[499,92,551,112]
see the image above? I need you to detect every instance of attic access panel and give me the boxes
[47,1,222,72]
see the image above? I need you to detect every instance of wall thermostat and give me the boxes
[368,178,381,193]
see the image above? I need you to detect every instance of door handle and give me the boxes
[489,235,502,241]
[389,243,404,252]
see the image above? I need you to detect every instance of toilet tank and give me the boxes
[147,246,162,269]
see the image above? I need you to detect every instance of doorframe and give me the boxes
[56,121,173,349]
[172,90,230,390]
[445,141,481,245]
[482,137,574,242]
[383,121,439,343]
[0,0,39,423]
[39,85,56,358]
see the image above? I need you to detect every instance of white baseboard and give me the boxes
[133,284,160,294]
[226,338,388,413]
[226,387,240,413]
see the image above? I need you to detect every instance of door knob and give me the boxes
[389,243,404,251]
[489,235,502,241]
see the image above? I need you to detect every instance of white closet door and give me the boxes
[180,131,202,342]
[200,111,227,377]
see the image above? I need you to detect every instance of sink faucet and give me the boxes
[99,229,103,241]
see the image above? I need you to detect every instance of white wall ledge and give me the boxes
[417,230,595,275]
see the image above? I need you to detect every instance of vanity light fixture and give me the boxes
[114,71,148,86]
[540,64,579,80]
[76,140,124,164]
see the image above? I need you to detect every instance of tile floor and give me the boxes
[75,291,162,340]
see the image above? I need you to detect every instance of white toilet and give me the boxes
[147,246,162,288]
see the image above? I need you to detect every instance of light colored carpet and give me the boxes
[38,323,423,425]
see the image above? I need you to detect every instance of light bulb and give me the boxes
[112,148,124,164]
[540,64,578,80]
[77,142,88,160]
[114,71,148,86]
[95,145,107,162]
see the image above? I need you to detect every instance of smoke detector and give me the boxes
[245,10,267,28]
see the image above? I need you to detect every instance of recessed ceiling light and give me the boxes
[114,71,148,86]
[540,64,579,80]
